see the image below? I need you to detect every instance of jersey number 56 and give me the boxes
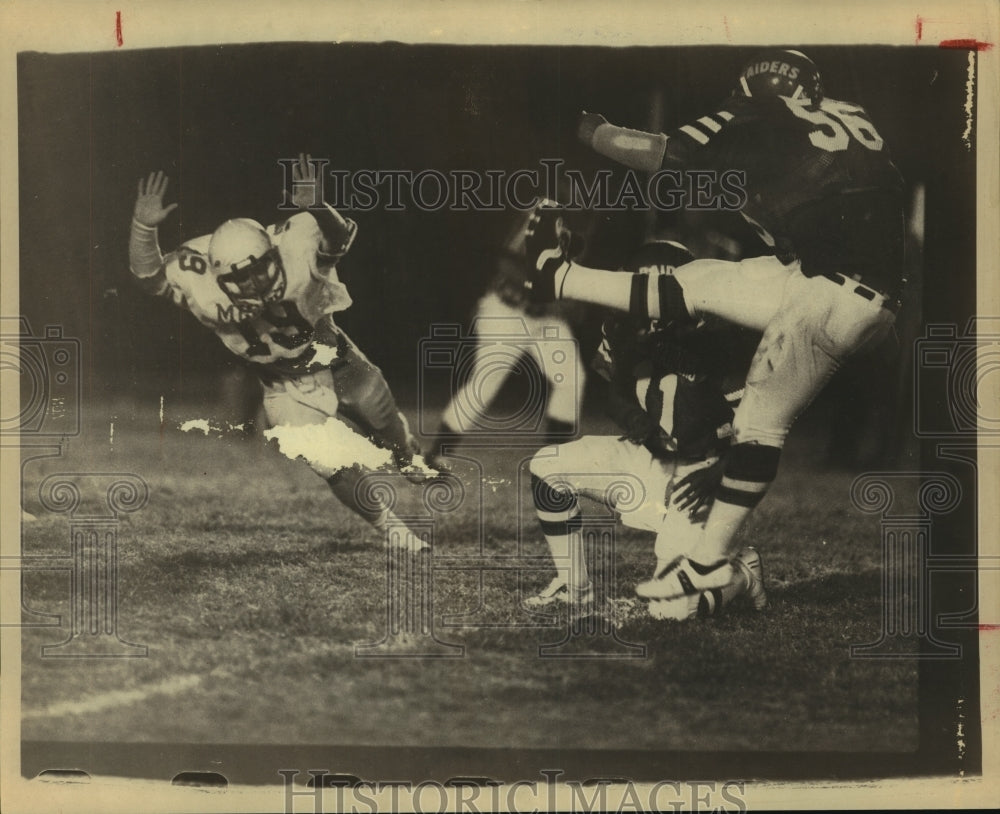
[781,97,884,153]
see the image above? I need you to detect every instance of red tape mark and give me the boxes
[916,15,923,43]
[939,38,993,51]
[115,11,123,47]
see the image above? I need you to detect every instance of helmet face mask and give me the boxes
[209,218,287,316]
[735,49,824,104]
[215,248,286,315]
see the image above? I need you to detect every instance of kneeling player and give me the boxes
[128,157,429,551]
[526,241,766,620]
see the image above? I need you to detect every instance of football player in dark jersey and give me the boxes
[526,241,766,620]
[525,50,904,605]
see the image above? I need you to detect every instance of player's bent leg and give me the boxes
[691,271,892,563]
[672,255,794,331]
[325,465,429,552]
[526,452,590,607]
[261,372,427,550]
[636,442,779,600]
[431,306,523,463]
[331,340,420,474]
[528,437,674,606]
[638,271,894,602]
[652,508,702,578]
[536,319,586,445]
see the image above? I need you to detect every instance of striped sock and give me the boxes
[532,474,587,589]
[691,442,781,563]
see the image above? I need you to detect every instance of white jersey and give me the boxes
[149,212,353,371]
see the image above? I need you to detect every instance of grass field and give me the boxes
[18,397,917,761]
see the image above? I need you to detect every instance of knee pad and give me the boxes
[529,472,575,511]
[531,474,580,536]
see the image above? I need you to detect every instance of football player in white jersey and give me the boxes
[525,241,766,620]
[128,157,428,551]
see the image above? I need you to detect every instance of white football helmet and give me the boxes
[209,218,286,313]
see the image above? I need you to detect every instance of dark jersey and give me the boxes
[662,95,905,289]
[594,307,758,461]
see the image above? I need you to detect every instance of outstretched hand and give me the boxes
[290,153,322,209]
[133,171,178,227]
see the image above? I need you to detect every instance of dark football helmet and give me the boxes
[735,49,824,104]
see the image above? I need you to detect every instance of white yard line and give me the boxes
[23,674,202,720]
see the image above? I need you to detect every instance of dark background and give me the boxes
[17,45,975,432]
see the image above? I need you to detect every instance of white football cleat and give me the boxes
[648,596,700,621]
[734,546,768,611]
[525,577,594,608]
[635,555,734,600]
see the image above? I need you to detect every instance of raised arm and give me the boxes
[288,153,357,263]
[129,171,178,280]
[577,112,668,173]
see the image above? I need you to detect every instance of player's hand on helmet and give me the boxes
[523,200,585,303]
[290,153,323,209]
[133,171,178,227]
[671,456,725,517]
[577,111,609,146]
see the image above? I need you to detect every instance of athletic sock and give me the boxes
[689,442,781,563]
[532,474,588,588]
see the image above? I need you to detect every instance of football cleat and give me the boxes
[648,596,700,621]
[734,546,768,611]
[634,555,734,600]
[525,577,594,608]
